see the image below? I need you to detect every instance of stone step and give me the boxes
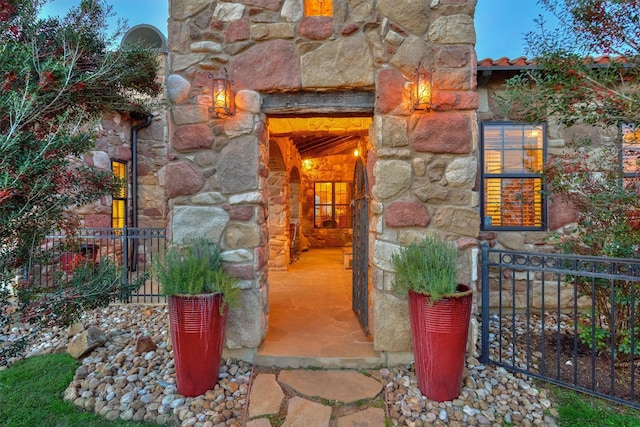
[252,353,384,369]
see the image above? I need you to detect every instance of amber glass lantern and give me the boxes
[210,67,234,118]
[412,62,432,112]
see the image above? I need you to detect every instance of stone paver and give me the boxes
[278,369,383,402]
[281,397,332,427]
[248,373,284,417]
[337,407,386,426]
[246,419,273,427]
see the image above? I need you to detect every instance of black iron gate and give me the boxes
[352,157,369,335]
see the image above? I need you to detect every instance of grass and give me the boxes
[550,386,640,427]
[0,353,155,427]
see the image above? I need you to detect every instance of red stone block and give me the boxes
[115,146,132,162]
[433,91,478,111]
[164,161,204,198]
[298,16,333,40]
[84,214,111,228]
[192,71,210,88]
[375,68,405,114]
[225,263,254,280]
[548,194,578,230]
[225,18,250,42]
[229,40,301,90]
[410,112,471,154]
[385,201,430,227]
[341,23,358,35]
[173,124,215,152]
[229,205,254,221]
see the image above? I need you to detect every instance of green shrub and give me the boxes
[154,238,240,312]
[391,235,459,302]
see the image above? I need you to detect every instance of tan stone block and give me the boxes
[171,206,229,244]
[213,2,245,21]
[445,157,477,188]
[170,53,207,72]
[389,35,430,71]
[379,116,409,148]
[429,14,476,44]
[373,290,411,352]
[225,223,261,249]
[301,32,374,88]
[372,159,411,200]
[433,206,480,237]
[496,232,526,251]
[170,0,210,20]
[226,288,267,349]
[171,105,208,125]
[377,0,430,35]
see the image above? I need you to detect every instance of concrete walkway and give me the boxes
[246,369,386,426]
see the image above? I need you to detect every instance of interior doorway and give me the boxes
[259,115,375,359]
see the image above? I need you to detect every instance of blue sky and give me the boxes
[40,0,556,60]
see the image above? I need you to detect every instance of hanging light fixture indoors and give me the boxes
[411,62,432,112]
[209,67,235,118]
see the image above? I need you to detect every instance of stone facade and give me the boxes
[77,111,168,230]
[165,0,480,357]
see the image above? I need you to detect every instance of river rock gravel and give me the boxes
[2,304,559,426]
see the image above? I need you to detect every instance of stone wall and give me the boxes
[268,137,304,269]
[76,110,168,230]
[166,0,480,356]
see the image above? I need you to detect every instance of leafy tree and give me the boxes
[0,0,160,364]
[502,0,640,127]
[499,0,640,359]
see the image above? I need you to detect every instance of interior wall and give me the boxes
[289,167,302,253]
[301,154,356,248]
[268,140,291,270]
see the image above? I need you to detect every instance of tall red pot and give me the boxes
[408,284,473,402]
[169,293,228,397]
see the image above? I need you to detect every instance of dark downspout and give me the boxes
[129,114,153,271]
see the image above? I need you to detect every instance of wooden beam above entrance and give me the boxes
[262,91,375,115]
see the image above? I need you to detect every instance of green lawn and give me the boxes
[550,386,640,427]
[0,353,155,427]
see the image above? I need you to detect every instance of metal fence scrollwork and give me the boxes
[481,244,640,409]
[29,227,167,304]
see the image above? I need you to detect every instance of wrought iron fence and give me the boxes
[480,244,640,409]
[26,227,166,304]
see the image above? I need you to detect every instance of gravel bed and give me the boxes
[2,304,560,426]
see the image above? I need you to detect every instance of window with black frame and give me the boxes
[481,122,546,230]
[111,160,127,229]
[621,124,640,189]
[314,181,352,228]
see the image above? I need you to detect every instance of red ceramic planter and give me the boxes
[168,293,228,397]
[408,285,473,402]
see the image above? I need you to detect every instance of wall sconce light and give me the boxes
[209,67,235,118]
[411,62,432,112]
[353,149,359,157]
